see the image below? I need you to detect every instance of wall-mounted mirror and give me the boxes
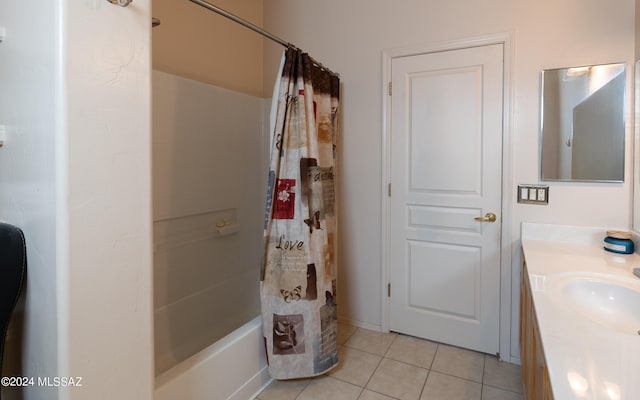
[633,60,640,232]
[540,62,626,182]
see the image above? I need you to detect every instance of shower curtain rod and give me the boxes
[188,0,338,76]
[189,0,291,48]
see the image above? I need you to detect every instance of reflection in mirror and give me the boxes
[540,63,626,182]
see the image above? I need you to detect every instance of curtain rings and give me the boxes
[107,0,133,7]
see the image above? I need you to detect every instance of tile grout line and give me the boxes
[428,343,439,370]
[418,367,431,400]
[294,378,315,400]
[480,354,487,400]
[415,343,439,400]
[482,382,525,395]
[427,369,484,386]
[354,385,365,400]
[382,332,398,357]
[363,346,408,400]
[360,333,395,390]
[341,325,358,344]
[482,355,525,396]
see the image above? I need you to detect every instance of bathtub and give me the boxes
[155,316,272,400]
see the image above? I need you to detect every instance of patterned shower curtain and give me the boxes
[261,47,340,379]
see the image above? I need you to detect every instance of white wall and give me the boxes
[1,1,154,399]
[58,1,154,399]
[0,1,60,398]
[264,0,635,361]
[152,0,265,97]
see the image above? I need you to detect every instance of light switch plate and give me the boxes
[517,185,549,205]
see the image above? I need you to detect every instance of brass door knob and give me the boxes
[474,213,497,223]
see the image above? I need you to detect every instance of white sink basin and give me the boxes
[550,275,640,335]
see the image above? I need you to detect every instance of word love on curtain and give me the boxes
[261,47,340,379]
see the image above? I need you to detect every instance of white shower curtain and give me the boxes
[260,47,340,379]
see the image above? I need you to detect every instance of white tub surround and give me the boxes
[152,70,268,375]
[155,316,271,400]
[521,223,640,400]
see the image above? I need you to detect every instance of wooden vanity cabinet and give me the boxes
[520,260,554,400]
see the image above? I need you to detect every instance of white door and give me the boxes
[389,44,503,354]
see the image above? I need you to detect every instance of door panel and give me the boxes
[408,205,481,233]
[408,240,480,320]
[390,44,503,354]
[409,66,482,194]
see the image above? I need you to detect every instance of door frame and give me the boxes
[381,33,515,362]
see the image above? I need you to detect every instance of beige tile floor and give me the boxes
[256,323,523,400]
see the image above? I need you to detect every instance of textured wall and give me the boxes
[61,1,154,399]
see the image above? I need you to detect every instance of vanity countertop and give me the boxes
[522,235,640,400]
